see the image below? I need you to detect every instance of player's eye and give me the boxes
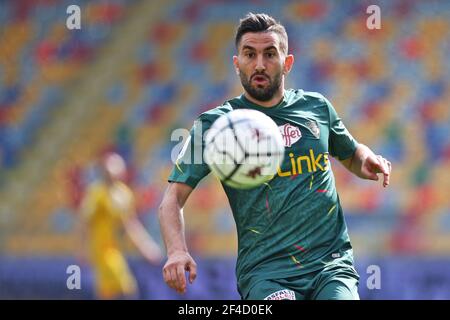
[265,52,276,58]
[245,52,255,58]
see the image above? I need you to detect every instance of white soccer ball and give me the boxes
[204,109,285,189]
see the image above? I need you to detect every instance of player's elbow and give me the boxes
[159,183,186,214]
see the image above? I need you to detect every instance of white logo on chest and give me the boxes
[279,124,302,147]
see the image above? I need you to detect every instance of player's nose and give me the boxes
[255,54,266,73]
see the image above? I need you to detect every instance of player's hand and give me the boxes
[163,251,197,294]
[361,154,392,187]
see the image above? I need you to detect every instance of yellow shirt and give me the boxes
[80,181,137,298]
[81,181,135,260]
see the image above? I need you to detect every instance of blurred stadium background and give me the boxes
[0,0,449,299]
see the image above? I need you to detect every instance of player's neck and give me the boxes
[244,89,285,108]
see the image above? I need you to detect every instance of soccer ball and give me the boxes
[204,109,285,189]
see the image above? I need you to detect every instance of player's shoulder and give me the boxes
[297,89,329,105]
[291,89,335,117]
[197,101,234,123]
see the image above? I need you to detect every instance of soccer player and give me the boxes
[158,13,392,300]
[78,152,162,299]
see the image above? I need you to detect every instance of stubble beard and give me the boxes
[240,71,282,102]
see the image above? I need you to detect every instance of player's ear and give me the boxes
[283,54,294,75]
[233,56,240,75]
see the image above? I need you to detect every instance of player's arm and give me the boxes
[121,214,163,265]
[325,95,392,187]
[339,143,392,187]
[158,181,197,294]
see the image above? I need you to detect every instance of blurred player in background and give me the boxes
[77,152,162,299]
[159,13,392,300]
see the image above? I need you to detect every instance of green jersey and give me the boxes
[168,89,360,298]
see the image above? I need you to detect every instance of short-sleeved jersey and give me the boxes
[81,181,135,259]
[168,89,360,298]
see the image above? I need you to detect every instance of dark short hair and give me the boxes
[235,13,288,55]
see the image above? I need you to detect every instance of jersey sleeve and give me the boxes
[326,97,359,160]
[168,115,212,189]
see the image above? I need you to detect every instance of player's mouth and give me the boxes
[252,75,270,85]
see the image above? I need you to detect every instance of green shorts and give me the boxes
[244,267,360,300]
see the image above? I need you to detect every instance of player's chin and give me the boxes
[252,80,269,88]
[252,84,269,93]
